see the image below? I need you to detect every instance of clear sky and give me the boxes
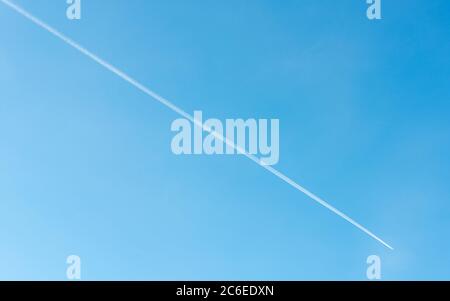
[0,0,449,280]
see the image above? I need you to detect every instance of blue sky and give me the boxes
[0,0,449,280]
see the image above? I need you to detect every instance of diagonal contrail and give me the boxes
[0,0,393,250]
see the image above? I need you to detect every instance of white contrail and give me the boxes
[0,0,393,250]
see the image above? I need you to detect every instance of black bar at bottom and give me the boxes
[0,281,447,298]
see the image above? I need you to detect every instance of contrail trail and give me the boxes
[0,0,393,250]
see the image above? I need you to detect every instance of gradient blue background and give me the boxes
[0,0,449,280]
